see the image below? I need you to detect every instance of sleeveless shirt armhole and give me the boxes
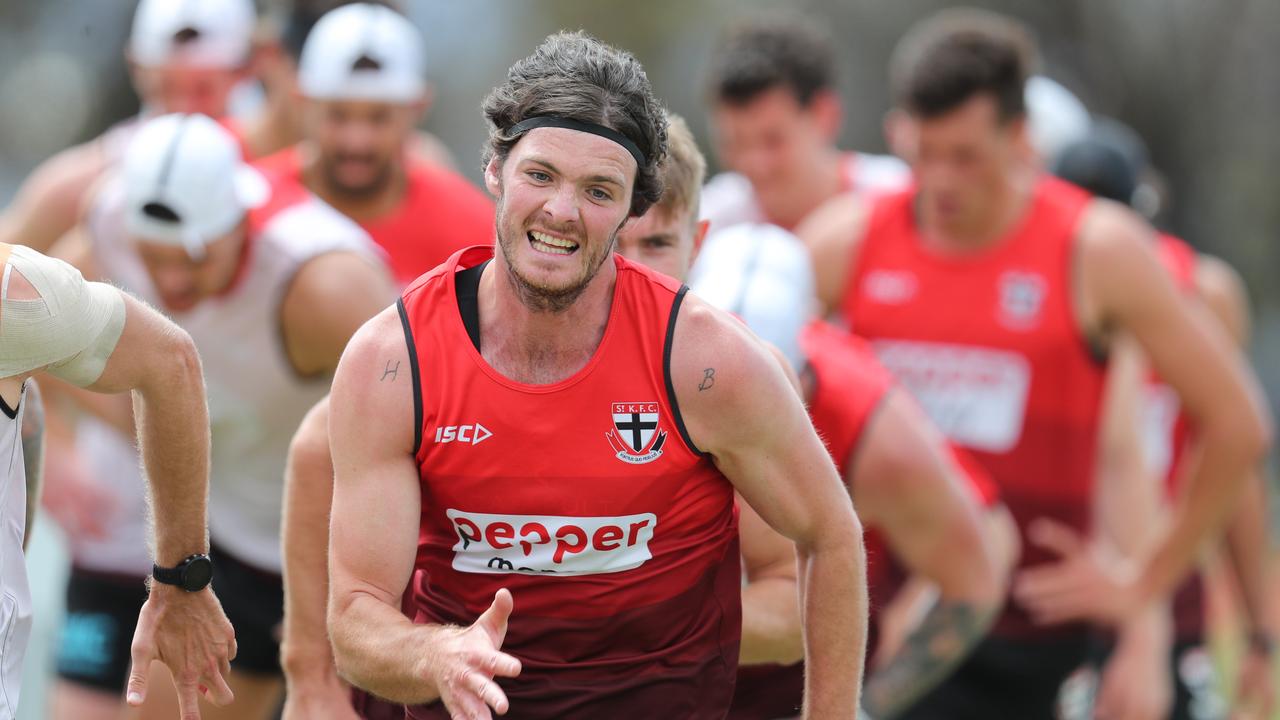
[0,393,17,420]
[663,285,707,458]
[843,385,895,490]
[396,298,424,457]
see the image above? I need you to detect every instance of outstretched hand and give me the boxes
[1013,519,1142,627]
[126,585,237,720]
[429,588,523,720]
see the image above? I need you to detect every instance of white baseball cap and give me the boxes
[123,114,269,258]
[1025,75,1092,165]
[298,3,426,103]
[688,223,816,371]
[129,0,256,69]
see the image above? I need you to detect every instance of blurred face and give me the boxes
[712,86,837,219]
[485,127,636,312]
[132,63,243,118]
[615,206,708,282]
[133,225,245,313]
[303,98,418,197]
[911,94,1024,234]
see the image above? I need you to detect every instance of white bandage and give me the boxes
[0,244,126,386]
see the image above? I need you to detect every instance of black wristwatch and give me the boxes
[152,554,214,592]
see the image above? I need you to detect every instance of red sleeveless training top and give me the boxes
[253,145,494,284]
[842,176,1100,638]
[397,247,742,719]
[729,320,998,719]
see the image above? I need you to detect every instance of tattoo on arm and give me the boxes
[380,360,400,382]
[862,599,998,719]
[698,368,716,392]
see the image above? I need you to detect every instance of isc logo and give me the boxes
[434,423,493,445]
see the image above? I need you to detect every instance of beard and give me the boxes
[320,152,396,198]
[494,194,621,314]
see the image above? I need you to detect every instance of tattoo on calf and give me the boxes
[863,599,998,718]
[380,360,400,382]
[699,368,716,392]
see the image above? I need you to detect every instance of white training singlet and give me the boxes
[698,151,910,234]
[1,382,32,715]
[79,178,381,574]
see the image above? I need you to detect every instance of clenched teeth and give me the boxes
[530,231,579,253]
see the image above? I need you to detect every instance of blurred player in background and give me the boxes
[241,0,457,169]
[0,0,257,253]
[1055,125,1275,720]
[0,243,238,720]
[700,15,909,239]
[326,31,865,719]
[46,113,393,720]
[254,2,492,286]
[803,9,1270,717]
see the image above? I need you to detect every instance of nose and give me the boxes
[541,181,579,227]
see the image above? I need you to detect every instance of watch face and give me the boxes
[183,557,213,591]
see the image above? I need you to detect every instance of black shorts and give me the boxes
[56,568,148,692]
[1169,639,1226,720]
[209,543,284,676]
[896,632,1096,720]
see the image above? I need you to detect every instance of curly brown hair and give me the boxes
[482,31,668,217]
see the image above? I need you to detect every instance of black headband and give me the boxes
[505,116,646,168]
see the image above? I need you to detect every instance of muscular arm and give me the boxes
[327,309,429,701]
[20,380,45,549]
[674,296,866,718]
[737,342,807,666]
[281,251,396,377]
[281,399,352,697]
[83,291,212,566]
[1081,203,1272,610]
[852,391,1002,719]
[1195,256,1272,639]
[0,140,107,252]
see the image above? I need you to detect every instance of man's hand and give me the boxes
[126,585,237,720]
[426,589,523,720]
[1014,519,1142,626]
[39,442,115,540]
[283,673,362,720]
[1232,645,1275,720]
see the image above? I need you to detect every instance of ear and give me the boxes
[691,219,710,257]
[883,109,917,162]
[483,156,502,198]
[415,82,436,122]
[810,90,843,142]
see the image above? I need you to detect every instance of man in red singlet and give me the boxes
[699,15,910,238]
[1055,129,1275,720]
[253,2,492,285]
[800,10,1271,718]
[686,223,1014,720]
[0,0,257,253]
[326,32,866,719]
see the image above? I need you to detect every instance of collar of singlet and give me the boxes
[505,116,646,168]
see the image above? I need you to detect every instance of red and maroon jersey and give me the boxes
[397,247,741,719]
[253,145,494,284]
[1149,233,1205,641]
[729,320,999,720]
[842,176,1100,639]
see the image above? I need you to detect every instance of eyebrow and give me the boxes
[525,156,625,188]
[641,233,676,244]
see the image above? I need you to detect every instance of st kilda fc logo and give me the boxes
[606,401,668,464]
